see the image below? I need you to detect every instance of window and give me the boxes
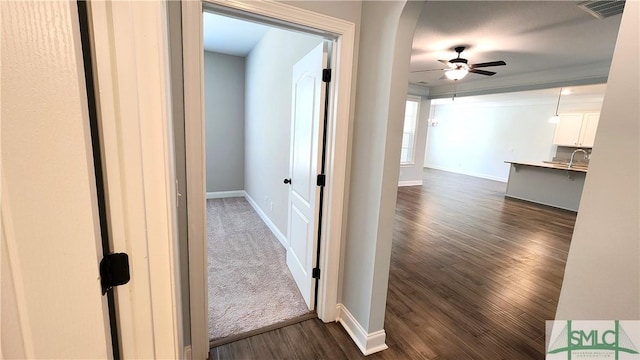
[400,96,421,165]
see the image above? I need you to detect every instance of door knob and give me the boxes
[284,178,292,184]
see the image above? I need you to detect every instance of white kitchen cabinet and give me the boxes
[552,112,600,147]
[580,113,600,147]
[553,114,583,146]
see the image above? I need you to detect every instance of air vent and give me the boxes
[578,0,625,19]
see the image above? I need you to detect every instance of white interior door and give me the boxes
[286,43,328,309]
[1,1,112,358]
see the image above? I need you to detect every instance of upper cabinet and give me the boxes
[553,114,583,146]
[580,113,600,147]
[553,112,600,147]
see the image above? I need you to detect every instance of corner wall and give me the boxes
[204,51,246,193]
[555,2,639,320]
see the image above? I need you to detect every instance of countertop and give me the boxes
[505,160,588,173]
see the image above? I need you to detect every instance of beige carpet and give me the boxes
[207,197,310,341]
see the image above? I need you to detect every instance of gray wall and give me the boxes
[204,51,245,192]
[341,0,424,333]
[244,28,323,236]
[555,1,639,320]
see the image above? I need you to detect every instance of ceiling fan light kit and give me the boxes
[412,46,507,82]
[445,67,469,80]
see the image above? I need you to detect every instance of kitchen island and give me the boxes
[504,161,587,212]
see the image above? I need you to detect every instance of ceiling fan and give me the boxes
[412,46,507,81]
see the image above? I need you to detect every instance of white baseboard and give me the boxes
[424,165,508,183]
[336,304,388,356]
[244,192,288,248]
[206,190,245,199]
[398,180,423,187]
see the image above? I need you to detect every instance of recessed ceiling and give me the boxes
[203,12,269,56]
[411,1,623,98]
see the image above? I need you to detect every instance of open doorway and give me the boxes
[202,10,331,345]
[181,2,356,357]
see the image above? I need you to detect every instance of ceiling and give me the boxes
[202,2,623,99]
[203,12,269,56]
[410,1,624,98]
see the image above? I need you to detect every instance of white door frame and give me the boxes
[182,1,356,358]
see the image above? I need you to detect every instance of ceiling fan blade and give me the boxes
[438,59,450,65]
[470,60,506,68]
[469,69,496,76]
[411,68,446,73]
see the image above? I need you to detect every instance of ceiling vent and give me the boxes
[578,0,625,19]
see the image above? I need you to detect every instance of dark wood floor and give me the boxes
[210,169,576,359]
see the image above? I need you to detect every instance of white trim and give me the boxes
[400,95,422,165]
[244,192,288,248]
[88,1,182,358]
[182,2,208,359]
[398,180,423,187]
[424,165,508,183]
[184,2,356,357]
[336,304,389,356]
[206,190,245,199]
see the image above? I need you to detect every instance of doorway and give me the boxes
[202,10,330,343]
[181,2,356,356]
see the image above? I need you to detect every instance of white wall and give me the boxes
[398,95,430,186]
[555,1,639,320]
[244,28,323,235]
[204,51,245,192]
[424,95,603,182]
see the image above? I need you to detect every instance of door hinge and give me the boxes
[100,253,130,295]
[322,68,332,83]
[316,174,326,187]
[312,267,321,279]
[176,179,182,208]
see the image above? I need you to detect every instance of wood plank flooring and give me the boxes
[210,169,576,359]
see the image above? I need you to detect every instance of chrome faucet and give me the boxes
[569,149,589,168]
